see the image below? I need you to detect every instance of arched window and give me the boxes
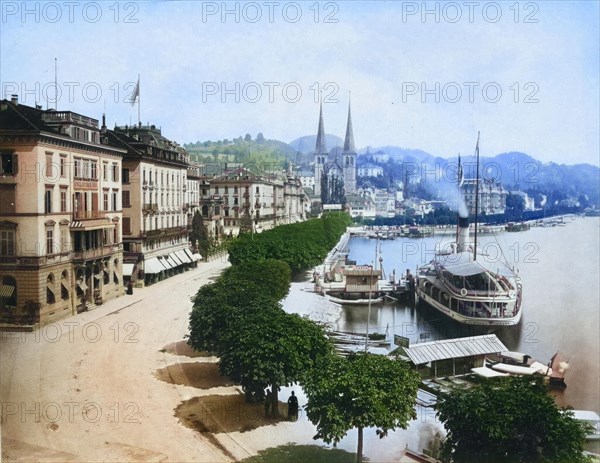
[46,274,55,304]
[1,276,17,309]
[61,271,69,300]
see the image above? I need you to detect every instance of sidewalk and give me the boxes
[0,257,236,462]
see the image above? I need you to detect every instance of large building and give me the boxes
[198,166,306,238]
[313,99,357,204]
[462,178,508,216]
[106,124,199,287]
[0,96,125,326]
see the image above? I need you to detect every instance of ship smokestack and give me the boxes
[457,216,470,252]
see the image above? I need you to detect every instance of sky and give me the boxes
[1,1,599,165]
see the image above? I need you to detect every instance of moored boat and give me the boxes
[415,134,523,327]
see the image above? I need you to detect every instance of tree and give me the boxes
[303,352,420,463]
[190,210,209,254]
[220,307,332,415]
[256,132,265,144]
[244,133,252,142]
[436,375,591,463]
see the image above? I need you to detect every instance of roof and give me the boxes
[437,251,517,278]
[404,334,507,365]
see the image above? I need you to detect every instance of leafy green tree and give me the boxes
[303,353,420,463]
[220,306,332,415]
[190,210,209,254]
[256,132,265,144]
[245,133,252,142]
[436,375,591,463]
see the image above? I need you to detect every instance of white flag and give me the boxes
[130,77,139,106]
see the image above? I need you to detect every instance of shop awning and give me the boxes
[123,263,135,277]
[158,255,174,269]
[145,257,165,274]
[175,249,192,264]
[185,249,202,261]
[169,252,185,266]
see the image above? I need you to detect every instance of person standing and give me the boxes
[287,391,298,421]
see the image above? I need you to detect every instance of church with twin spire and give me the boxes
[313,99,357,205]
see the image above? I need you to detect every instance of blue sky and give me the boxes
[1,1,598,165]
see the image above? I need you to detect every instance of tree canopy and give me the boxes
[436,375,591,463]
[303,352,420,462]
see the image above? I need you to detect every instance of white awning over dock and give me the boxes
[404,334,508,365]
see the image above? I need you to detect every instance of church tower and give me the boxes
[313,101,327,197]
[342,96,357,195]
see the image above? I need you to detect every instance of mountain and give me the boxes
[361,146,599,204]
[289,134,344,154]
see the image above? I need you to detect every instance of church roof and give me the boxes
[315,101,327,154]
[343,98,356,154]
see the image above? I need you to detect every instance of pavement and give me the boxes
[0,257,247,462]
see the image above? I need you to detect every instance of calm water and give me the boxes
[281,217,599,458]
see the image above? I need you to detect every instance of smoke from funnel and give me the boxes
[458,195,468,218]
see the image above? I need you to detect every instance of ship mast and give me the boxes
[473,131,481,261]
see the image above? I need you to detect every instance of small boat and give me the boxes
[570,410,600,440]
[326,293,384,305]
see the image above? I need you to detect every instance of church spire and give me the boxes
[343,94,356,153]
[315,99,327,154]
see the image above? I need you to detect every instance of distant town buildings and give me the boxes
[357,163,384,177]
[462,178,508,216]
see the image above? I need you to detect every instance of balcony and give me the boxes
[144,226,188,238]
[73,210,105,220]
[71,244,122,262]
[143,203,159,213]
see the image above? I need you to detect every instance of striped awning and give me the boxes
[0,284,15,298]
[169,252,185,266]
[159,255,174,269]
[175,249,192,264]
[144,257,165,274]
[184,249,202,261]
[70,219,114,231]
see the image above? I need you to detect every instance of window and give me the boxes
[74,158,81,178]
[45,153,53,178]
[60,156,66,178]
[112,190,118,211]
[60,189,68,212]
[60,226,69,252]
[122,190,131,207]
[122,168,130,184]
[0,185,16,213]
[46,274,55,304]
[45,188,53,213]
[61,271,69,300]
[0,228,15,256]
[103,162,108,181]
[45,227,54,255]
[122,217,131,235]
[112,164,119,182]
[90,161,97,179]
[0,152,18,175]
[103,191,109,211]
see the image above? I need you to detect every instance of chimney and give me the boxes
[101,113,107,134]
[457,216,470,253]
[10,94,18,105]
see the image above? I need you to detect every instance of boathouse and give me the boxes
[402,334,508,378]
[344,266,381,293]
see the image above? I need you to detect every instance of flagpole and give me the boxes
[137,74,141,125]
